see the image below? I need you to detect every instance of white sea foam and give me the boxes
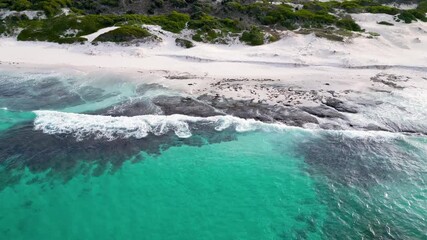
[33,110,408,141]
[33,110,290,141]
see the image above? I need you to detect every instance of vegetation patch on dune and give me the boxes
[2,11,188,43]
[1,0,427,45]
[377,21,394,26]
[175,38,194,48]
[188,14,241,43]
[93,25,152,43]
[240,27,264,46]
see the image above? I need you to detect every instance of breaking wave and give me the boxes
[33,110,406,141]
[33,110,289,141]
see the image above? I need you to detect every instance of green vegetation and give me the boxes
[366,6,399,15]
[336,18,363,31]
[397,9,427,23]
[0,0,71,16]
[94,26,151,42]
[315,32,344,42]
[175,38,194,48]
[377,21,394,26]
[3,12,189,43]
[240,27,264,46]
[296,28,352,42]
[0,0,120,16]
[17,14,116,42]
[188,14,241,43]
[418,0,427,12]
[118,11,190,33]
[226,1,360,32]
[1,0,426,45]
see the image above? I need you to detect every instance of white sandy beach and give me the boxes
[0,13,426,104]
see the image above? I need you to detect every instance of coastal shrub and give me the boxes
[188,14,237,32]
[0,22,5,35]
[340,1,364,13]
[171,0,187,8]
[0,0,122,16]
[302,1,341,14]
[259,5,336,28]
[336,18,362,31]
[294,10,336,25]
[80,15,116,34]
[34,0,72,16]
[12,0,32,11]
[100,0,119,7]
[93,26,151,42]
[366,6,399,15]
[240,27,264,46]
[120,12,189,33]
[192,32,203,42]
[56,36,86,44]
[17,14,114,42]
[397,11,416,23]
[15,11,190,43]
[408,10,427,22]
[418,0,427,12]
[70,0,119,12]
[315,32,344,42]
[188,14,240,43]
[216,0,408,31]
[149,11,190,33]
[377,20,394,26]
[377,21,394,26]
[397,10,427,23]
[175,38,194,48]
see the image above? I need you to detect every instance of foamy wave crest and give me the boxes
[33,110,288,141]
[33,111,407,141]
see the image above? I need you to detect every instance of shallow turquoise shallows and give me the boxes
[0,132,327,240]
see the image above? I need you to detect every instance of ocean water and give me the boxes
[0,69,426,240]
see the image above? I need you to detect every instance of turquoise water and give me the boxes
[0,70,426,239]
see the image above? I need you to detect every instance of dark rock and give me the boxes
[324,97,358,113]
[199,95,318,126]
[152,95,221,117]
[302,105,348,120]
[102,99,161,116]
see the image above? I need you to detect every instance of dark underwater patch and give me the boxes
[0,121,237,190]
[295,133,423,187]
[294,133,427,239]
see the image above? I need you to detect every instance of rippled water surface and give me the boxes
[0,69,426,239]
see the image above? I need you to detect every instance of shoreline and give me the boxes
[0,13,426,135]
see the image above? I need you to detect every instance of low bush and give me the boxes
[418,0,427,12]
[175,38,194,48]
[94,26,151,42]
[336,18,362,31]
[366,6,399,15]
[188,14,241,43]
[398,10,427,23]
[377,21,394,26]
[15,11,189,43]
[240,27,264,46]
